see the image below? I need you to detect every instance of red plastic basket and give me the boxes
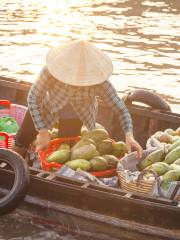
[38,137,80,171]
[38,137,117,177]
[0,132,13,149]
[0,100,27,148]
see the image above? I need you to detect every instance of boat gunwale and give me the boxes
[0,166,179,212]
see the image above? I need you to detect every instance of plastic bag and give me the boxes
[0,116,19,134]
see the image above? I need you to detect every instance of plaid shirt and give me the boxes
[27,67,133,133]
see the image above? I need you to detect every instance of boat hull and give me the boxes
[0,76,180,239]
[0,167,179,240]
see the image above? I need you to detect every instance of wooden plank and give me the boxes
[0,167,179,229]
[0,76,179,124]
[20,195,180,240]
[128,105,180,123]
[0,77,31,91]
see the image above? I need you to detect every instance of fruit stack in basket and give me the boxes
[117,126,180,199]
[38,123,128,177]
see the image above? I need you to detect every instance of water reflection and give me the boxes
[0,0,179,113]
[0,212,90,240]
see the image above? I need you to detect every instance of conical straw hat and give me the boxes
[46,40,113,86]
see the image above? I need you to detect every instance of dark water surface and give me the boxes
[0,0,179,112]
[0,0,180,239]
[0,211,94,240]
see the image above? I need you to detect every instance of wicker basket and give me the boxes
[0,100,27,148]
[117,149,159,196]
[118,169,159,195]
[0,100,27,128]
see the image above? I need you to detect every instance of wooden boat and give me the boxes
[0,76,180,240]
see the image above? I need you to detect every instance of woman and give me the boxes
[13,40,143,158]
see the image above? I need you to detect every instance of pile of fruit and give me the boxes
[46,123,128,173]
[138,126,180,190]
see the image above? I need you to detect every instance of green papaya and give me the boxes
[174,158,180,166]
[147,162,170,176]
[58,143,70,151]
[138,149,165,171]
[71,144,99,160]
[169,139,180,152]
[96,139,113,155]
[164,128,176,136]
[172,136,180,143]
[112,141,128,158]
[175,127,180,136]
[90,156,108,171]
[102,154,119,169]
[153,131,164,140]
[160,181,170,191]
[47,149,70,163]
[81,123,105,135]
[169,164,180,171]
[71,138,96,151]
[161,169,180,190]
[65,159,91,171]
[164,145,180,164]
[81,125,89,135]
[82,128,109,143]
[162,169,180,181]
[158,132,172,144]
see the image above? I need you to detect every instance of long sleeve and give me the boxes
[27,67,51,130]
[97,81,133,133]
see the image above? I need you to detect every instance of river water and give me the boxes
[0,0,180,239]
[0,0,180,112]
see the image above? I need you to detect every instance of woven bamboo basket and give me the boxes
[117,149,159,196]
[118,169,159,195]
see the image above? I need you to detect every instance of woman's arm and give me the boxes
[27,67,52,150]
[97,81,133,133]
[27,67,51,131]
[97,81,142,157]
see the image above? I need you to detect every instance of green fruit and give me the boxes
[172,136,180,143]
[90,156,108,171]
[71,138,96,151]
[81,123,105,135]
[162,169,180,181]
[65,159,91,171]
[161,169,180,191]
[81,125,89,135]
[138,149,165,171]
[112,141,127,158]
[153,131,164,140]
[147,162,170,176]
[58,143,70,151]
[47,149,70,163]
[164,145,180,164]
[175,127,180,136]
[164,128,176,136]
[174,158,180,166]
[82,128,109,142]
[102,154,119,169]
[71,144,99,160]
[169,164,180,171]
[169,139,180,152]
[158,132,172,144]
[96,139,113,155]
[161,181,171,191]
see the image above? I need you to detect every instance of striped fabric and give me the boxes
[27,67,133,133]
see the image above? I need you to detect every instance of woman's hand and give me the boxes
[36,129,51,151]
[125,132,143,159]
